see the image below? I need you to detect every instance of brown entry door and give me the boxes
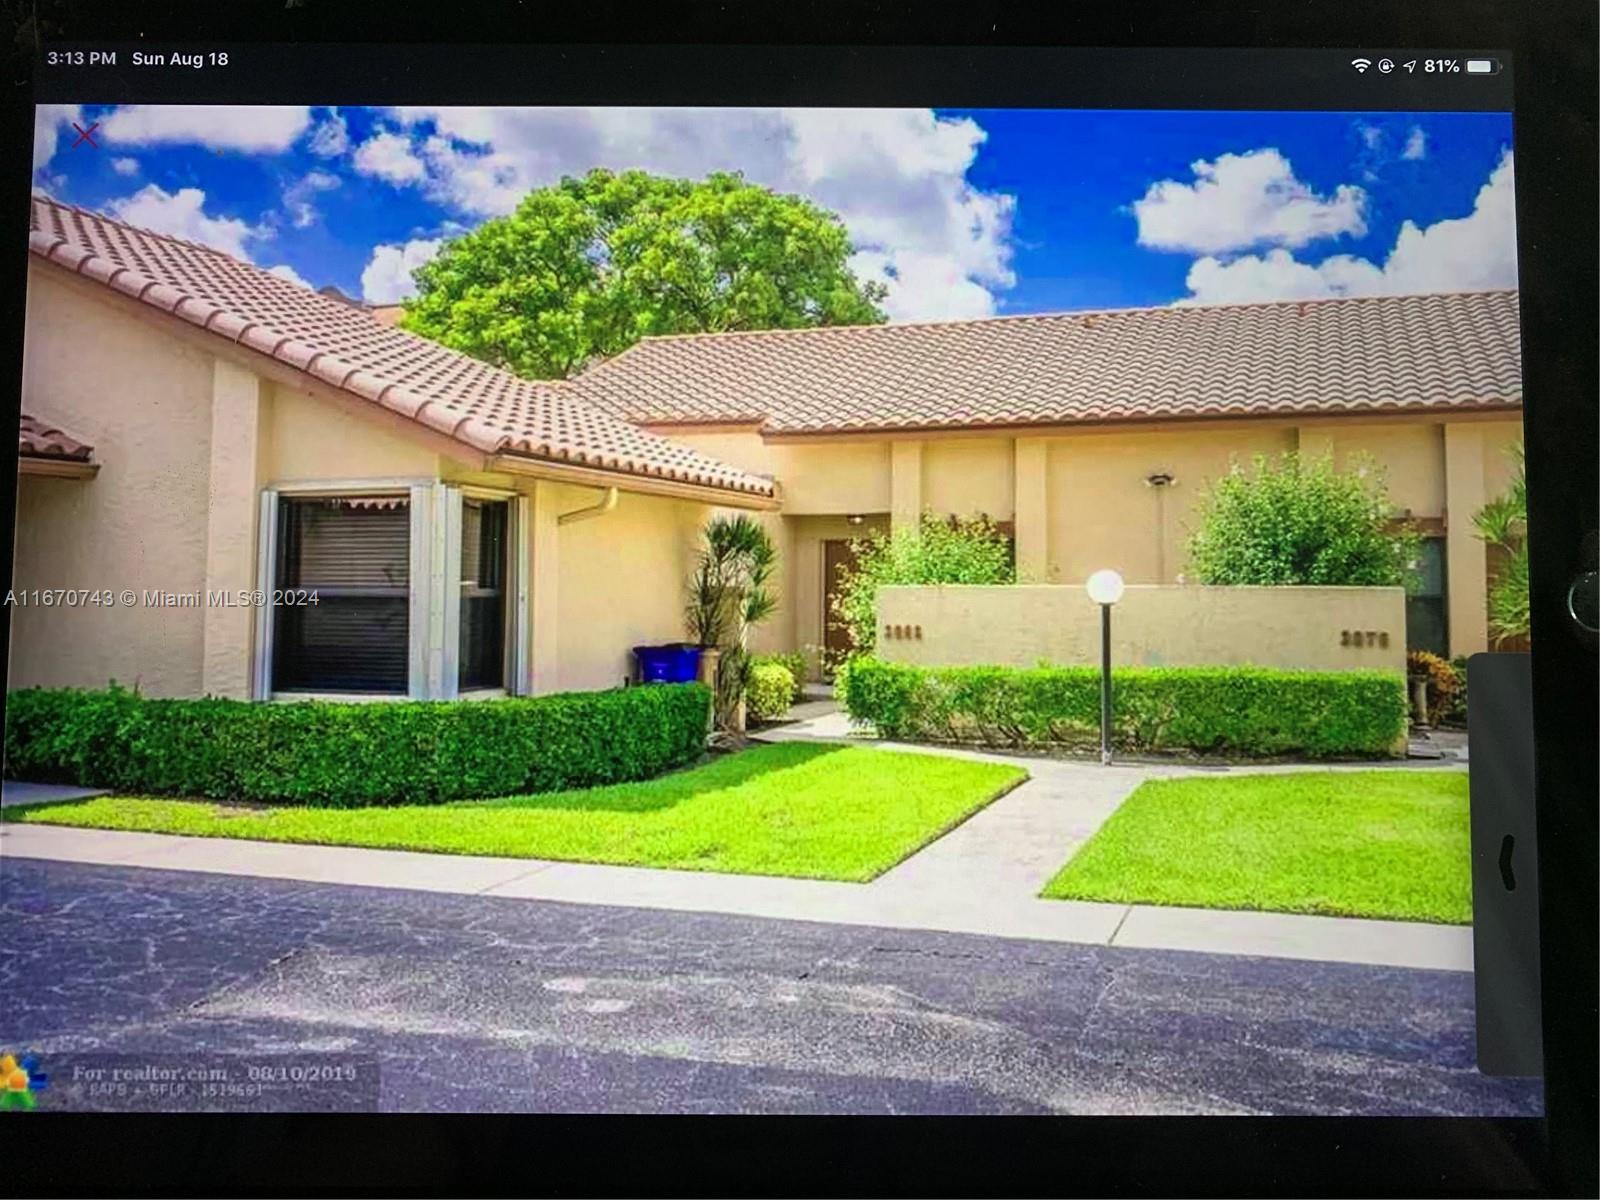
[822,538,860,675]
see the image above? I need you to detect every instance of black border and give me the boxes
[2,2,1594,1196]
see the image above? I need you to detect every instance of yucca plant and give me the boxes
[685,515,779,731]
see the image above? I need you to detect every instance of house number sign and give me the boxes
[883,624,924,640]
[1340,629,1390,647]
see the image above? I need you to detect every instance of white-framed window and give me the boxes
[255,481,529,700]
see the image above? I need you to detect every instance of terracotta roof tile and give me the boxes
[18,413,94,462]
[27,195,774,499]
[570,290,1523,434]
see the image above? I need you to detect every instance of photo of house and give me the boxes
[5,100,1541,1120]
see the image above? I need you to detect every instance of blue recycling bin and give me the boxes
[633,642,703,684]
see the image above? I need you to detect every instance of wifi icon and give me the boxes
[1351,57,1373,73]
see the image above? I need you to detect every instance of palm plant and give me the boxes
[685,515,778,731]
[1473,441,1531,645]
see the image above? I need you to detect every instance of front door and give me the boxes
[822,538,860,676]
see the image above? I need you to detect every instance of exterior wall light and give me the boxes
[846,514,865,526]
[1085,568,1125,765]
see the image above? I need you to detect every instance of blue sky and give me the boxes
[32,105,1516,321]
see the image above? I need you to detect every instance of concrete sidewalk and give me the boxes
[1,817,1473,973]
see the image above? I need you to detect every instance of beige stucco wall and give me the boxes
[266,384,443,483]
[877,584,1407,674]
[922,437,1015,521]
[552,485,710,692]
[10,268,214,696]
[1478,420,1525,499]
[1301,422,1446,517]
[1046,426,1299,585]
[665,431,891,516]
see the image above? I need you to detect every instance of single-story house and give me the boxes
[10,196,1522,701]
[12,195,777,701]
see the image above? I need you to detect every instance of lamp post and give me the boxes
[1085,569,1125,766]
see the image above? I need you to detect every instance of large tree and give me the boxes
[401,168,888,378]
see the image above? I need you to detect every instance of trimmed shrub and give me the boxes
[745,662,796,724]
[3,682,711,807]
[833,514,1015,656]
[839,659,1407,759]
[753,651,808,703]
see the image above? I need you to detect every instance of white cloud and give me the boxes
[283,169,341,228]
[1402,126,1428,161]
[32,104,82,173]
[308,108,349,157]
[266,263,312,289]
[106,184,263,259]
[353,130,427,184]
[360,237,443,303]
[99,105,313,153]
[1179,150,1517,305]
[1133,148,1368,254]
[110,156,140,176]
[373,106,1017,321]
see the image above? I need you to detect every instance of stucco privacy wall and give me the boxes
[876,584,1407,674]
[11,268,214,696]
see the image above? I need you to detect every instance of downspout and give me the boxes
[557,487,619,526]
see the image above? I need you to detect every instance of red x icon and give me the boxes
[70,121,99,149]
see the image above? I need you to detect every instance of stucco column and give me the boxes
[890,440,923,534]
[1444,424,1489,657]
[202,359,265,698]
[1014,437,1049,582]
[529,480,561,693]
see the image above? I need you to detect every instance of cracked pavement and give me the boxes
[0,857,1543,1115]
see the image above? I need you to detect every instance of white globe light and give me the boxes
[1086,568,1125,606]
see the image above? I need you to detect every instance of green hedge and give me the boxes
[839,659,1406,758]
[3,683,711,807]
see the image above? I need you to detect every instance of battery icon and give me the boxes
[1466,59,1497,74]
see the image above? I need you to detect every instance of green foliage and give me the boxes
[1186,452,1420,590]
[839,658,1407,758]
[833,514,1015,657]
[1407,649,1462,725]
[684,515,780,730]
[1444,657,1470,727]
[745,662,796,723]
[7,743,1025,883]
[401,168,888,379]
[1474,441,1531,644]
[752,652,808,703]
[1042,771,1471,923]
[3,683,710,807]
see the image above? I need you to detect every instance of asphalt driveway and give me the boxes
[0,856,1541,1116]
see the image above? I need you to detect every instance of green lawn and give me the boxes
[1041,770,1471,924]
[5,742,1026,883]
